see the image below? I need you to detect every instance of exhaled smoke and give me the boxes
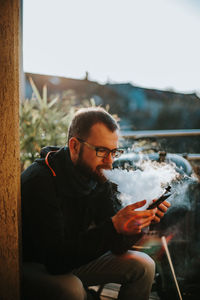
[104,160,182,209]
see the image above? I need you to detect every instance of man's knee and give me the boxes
[55,275,86,300]
[138,252,155,280]
[117,251,155,299]
[22,263,86,300]
[121,250,155,282]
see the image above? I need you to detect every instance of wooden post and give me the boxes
[0,0,21,300]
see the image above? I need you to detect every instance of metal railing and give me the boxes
[120,129,200,139]
[120,129,200,161]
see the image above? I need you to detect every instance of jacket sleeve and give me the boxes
[22,174,138,275]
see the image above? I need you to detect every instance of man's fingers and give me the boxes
[135,215,155,225]
[162,200,171,208]
[140,219,152,229]
[155,209,164,218]
[134,209,157,218]
[128,200,146,210]
[157,200,171,212]
[123,213,155,231]
[152,215,161,223]
[127,218,152,233]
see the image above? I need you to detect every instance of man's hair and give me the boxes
[67,107,119,143]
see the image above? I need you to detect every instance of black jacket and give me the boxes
[21,146,141,274]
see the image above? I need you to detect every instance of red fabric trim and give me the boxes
[45,151,57,177]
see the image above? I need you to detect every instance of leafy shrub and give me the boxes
[20,78,77,170]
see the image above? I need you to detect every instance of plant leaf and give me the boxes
[29,77,42,105]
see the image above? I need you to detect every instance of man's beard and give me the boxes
[75,148,112,184]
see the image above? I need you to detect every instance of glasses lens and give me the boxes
[96,149,109,158]
[97,149,124,158]
[113,150,124,158]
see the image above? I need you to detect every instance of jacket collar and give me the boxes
[40,147,98,196]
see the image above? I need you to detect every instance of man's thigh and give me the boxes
[22,262,86,300]
[73,250,155,287]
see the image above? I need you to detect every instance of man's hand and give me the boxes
[152,200,171,223]
[112,200,157,235]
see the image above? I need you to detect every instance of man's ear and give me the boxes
[69,137,80,163]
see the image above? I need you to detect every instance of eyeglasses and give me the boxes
[77,138,124,158]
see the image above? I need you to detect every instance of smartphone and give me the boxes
[147,187,172,210]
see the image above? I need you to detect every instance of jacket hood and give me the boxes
[36,146,99,196]
[40,146,61,158]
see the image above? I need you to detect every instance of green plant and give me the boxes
[20,78,75,170]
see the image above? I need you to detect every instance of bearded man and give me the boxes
[21,107,170,300]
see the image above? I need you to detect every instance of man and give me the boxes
[21,107,170,300]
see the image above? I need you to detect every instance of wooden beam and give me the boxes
[0,0,21,299]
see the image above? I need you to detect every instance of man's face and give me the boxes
[75,123,119,182]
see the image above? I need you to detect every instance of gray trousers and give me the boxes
[22,250,155,300]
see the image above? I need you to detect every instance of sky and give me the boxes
[23,0,200,94]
